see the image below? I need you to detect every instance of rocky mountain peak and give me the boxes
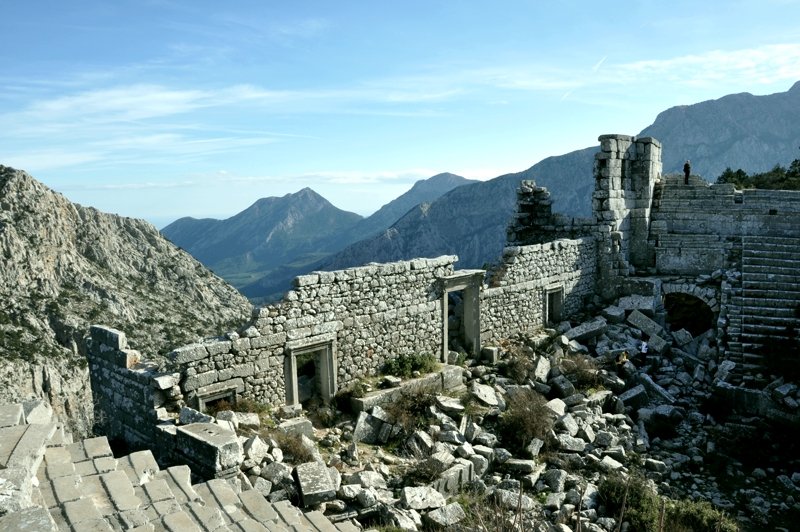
[0,166,252,434]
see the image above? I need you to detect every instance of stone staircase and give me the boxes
[0,403,359,532]
[738,235,800,376]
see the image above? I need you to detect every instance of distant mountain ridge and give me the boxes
[163,173,474,299]
[0,166,252,435]
[163,188,362,288]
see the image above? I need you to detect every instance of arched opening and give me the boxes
[664,293,714,336]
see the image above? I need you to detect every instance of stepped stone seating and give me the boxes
[737,235,800,372]
[0,403,358,532]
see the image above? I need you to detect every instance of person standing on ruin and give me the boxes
[683,160,691,184]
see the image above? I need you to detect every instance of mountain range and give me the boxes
[162,172,476,301]
[0,166,252,435]
[163,81,800,301]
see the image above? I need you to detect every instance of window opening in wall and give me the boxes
[199,390,237,416]
[545,286,564,325]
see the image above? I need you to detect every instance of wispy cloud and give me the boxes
[610,44,800,88]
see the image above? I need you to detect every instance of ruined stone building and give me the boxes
[86,134,800,470]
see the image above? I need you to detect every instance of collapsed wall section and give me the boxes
[482,237,598,343]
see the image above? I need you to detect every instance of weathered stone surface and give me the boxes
[601,305,626,324]
[401,486,446,510]
[424,502,467,527]
[626,310,663,337]
[294,461,336,506]
[179,407,214,425]
[279,418,314,439]
[619,385,650,409]
[565,317,607,342]
[471,382,498,406]
[352,412,384,444]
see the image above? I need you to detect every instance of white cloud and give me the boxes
[611,44,800,88]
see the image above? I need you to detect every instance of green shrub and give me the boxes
[383,353,438,378]
[665,499,739,532]
[598,473,660,532]
[496,388,552,453]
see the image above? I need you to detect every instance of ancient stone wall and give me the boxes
[168,256,455,410]
[593,135,663,298]
[649,182,800,275]
[506,180,594,245]
[85,325,179,449]
[482,237,598,343]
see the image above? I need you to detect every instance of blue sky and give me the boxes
[2,1,800,228]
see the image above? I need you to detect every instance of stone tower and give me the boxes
[593,134,662,299]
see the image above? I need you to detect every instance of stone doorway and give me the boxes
[285,334,337,407]
[440,270,485,361]
[545,285,564,325]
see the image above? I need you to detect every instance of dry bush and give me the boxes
[272,431,316,463]
[383,388,437,437]
[561,354,601,389]
[496,388,553,454]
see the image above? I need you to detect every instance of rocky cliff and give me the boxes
[0,166,252,435]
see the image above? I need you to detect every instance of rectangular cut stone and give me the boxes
[169,344,208,364]
[618,295,657,317]
[626,310,663,338]
[0,404,24,428]
[646,334,668,354]
[294,461,336,506]
[90,325,128,350]
[564,318,607,342]
[176,423,243,479]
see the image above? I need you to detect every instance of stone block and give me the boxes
[176,423,243,479]
[351,412,383,444]
[152,374,178,390]
[647,334,669,354]
[179,407,214,425]
[673,329,693,346]
[618,295,657,317]
[424,502,466,528]
[601,305,626,324]
[113,349,141,369]
[0,404,24,428]
[279,418,314,439]
[90,325,127,350]
[481,346,501,365]
[626,309,663,338]
[169,344,208,365]
[294,461,336,507]
[470,382,498,406]
[619,384,650,409]
[401,486,446,510]
[564,317,607,342]
[23,400,53,425]
[555,434,586,452]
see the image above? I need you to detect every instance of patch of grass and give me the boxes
[382,353,438,378]
[496,388,553,454]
